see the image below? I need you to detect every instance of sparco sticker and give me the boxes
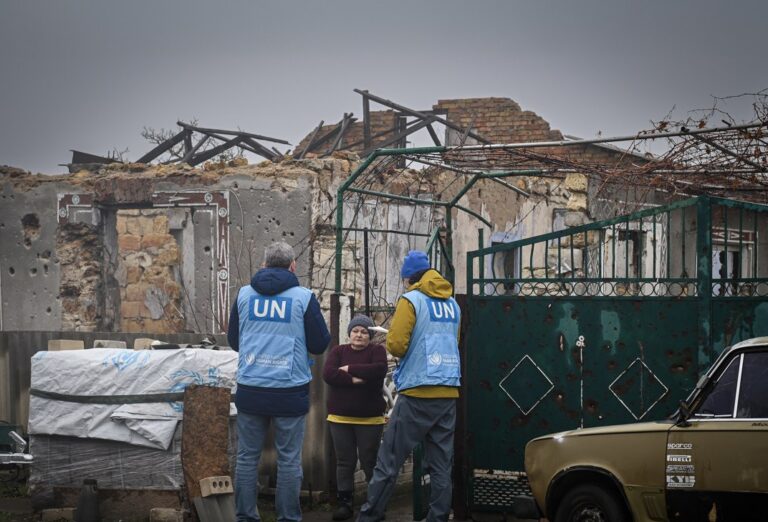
[667,443,693,450]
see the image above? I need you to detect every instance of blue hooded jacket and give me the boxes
[228,267,330,416]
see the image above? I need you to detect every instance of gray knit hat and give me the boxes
[347,315,374,337]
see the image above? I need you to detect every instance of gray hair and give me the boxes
[264,241,295,268]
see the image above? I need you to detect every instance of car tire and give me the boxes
[554,483,628,522]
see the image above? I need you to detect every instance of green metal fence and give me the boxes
[463,196,768,512]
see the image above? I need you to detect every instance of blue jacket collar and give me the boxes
[251,267,299,296]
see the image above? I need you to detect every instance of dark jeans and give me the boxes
[329,422,385,493]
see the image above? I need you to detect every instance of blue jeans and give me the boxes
[236,412,307,522]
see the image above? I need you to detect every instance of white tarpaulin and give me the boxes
[28,348,238,450]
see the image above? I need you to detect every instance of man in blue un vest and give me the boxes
[357,250,461,522]
[228,241,331,522]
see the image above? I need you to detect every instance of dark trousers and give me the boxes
[357,396,456,522]
[329,422,385,493]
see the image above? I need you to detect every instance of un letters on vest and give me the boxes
[427,299,458,323]
[248,295,292,322]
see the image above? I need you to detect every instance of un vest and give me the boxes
[236,284,312,388]
[393,290,461,391]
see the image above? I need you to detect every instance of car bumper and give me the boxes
[509,495,543,520]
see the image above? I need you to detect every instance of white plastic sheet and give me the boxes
[28,348,238,450]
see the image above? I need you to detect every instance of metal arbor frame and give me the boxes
[333,145,539,302]
[333,120,768,315]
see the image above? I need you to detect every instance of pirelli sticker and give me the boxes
[666,442,695,488]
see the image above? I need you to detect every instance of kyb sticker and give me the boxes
[667,475,696,488]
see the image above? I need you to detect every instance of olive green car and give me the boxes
[524,337,768,522]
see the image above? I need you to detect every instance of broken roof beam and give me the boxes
[176,121,290,145]
[361,116,438,157]
[241,137,278,161]
[345,120,424,150]
[136,129,188,163]
[296,120,325,159]
[305,114,357,155]
[180,135,212,164]
[426,124,441,146]
[69,150,120,165]
[187,136,244,166]
[363,91,372,149]
[325,113,354,156]
[192,129,277,162]
[271,147,285,161]
[354,88,490,144]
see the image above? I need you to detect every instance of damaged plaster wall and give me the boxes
[0,156,355,336]
[0,169,66,331]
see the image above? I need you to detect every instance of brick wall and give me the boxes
[116,209,184,333]
[434,97,563,144]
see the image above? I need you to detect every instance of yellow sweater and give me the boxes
[386,269,460,399]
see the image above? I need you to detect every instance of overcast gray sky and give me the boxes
[1,0,766,174]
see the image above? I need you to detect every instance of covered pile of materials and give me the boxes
[27,348,237,494]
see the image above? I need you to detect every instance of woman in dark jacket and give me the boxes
[323,315,388,520]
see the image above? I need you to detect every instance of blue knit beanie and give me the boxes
[400,250,430,279]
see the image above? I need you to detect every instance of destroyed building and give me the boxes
[2,93,767,517]
[1,96,651,336]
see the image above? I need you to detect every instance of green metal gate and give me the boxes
[464,196,768,512]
